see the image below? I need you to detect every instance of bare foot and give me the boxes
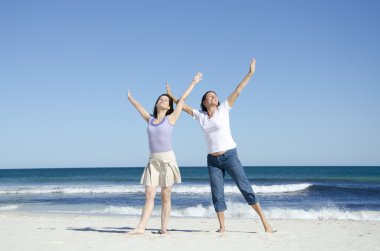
[216,228,225,233]
[264,223,274,233]
[157,230,170,235]
[125,228,145,235]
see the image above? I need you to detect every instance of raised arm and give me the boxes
[168,72,202,125]
[127,89,150,123]
[166,83,195,117]
[227,58,256,107]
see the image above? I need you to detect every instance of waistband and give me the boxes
[149,150,176,160]
[207,148,236,158]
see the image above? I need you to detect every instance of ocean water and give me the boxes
[1,166,380,221]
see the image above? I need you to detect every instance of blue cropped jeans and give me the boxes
[207,148,258,212]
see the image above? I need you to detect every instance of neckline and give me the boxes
[206,109,217,120]
[150,116,167,126]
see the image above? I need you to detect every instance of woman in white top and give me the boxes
[166,59,273,233]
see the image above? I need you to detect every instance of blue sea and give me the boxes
[1,166,380,220]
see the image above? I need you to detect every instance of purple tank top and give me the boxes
[147,116,174,153]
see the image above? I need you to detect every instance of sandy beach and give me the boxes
[1,212,379,251]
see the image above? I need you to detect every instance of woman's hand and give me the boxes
[193,72,203,84]
[249,58,256,75]
[127,89,132,100]
[227,58,256,107]
[127,89,150,122]
[166,83,173,97]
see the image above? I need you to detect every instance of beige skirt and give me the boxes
[140,151,181,187]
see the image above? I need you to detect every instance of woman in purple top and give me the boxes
[127,72,203,235]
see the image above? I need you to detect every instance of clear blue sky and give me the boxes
[1,0,379,168]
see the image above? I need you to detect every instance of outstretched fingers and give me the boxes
[194,72,203,83]
[250,58,256,74]
[166,83,172,96]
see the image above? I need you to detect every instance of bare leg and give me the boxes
[251,202,273,233]
[216,211,225,233]
[160,186,172,234]
[126,185,157,235]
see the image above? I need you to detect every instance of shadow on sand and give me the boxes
[66,226,209,234]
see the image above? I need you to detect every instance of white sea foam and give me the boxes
[0,183,312,195]
[0,205,19,211]
[253,183,312,193]
[87,203,380,221]
[265,207,380,221]
[88,205,216,217]
[0,186,145,195]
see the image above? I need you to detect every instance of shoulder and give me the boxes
[147,115,155,124]
[192,109,206,119]
[219,100,231,111]
[167,115,175,126]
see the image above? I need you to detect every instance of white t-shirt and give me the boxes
[193,100,237,154]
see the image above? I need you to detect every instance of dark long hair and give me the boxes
[200,91,220,112]
[152,94,174,118]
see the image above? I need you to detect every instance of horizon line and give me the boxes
[1,165,380,170]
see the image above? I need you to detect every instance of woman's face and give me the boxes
[156,95,171,111]
[203,92,219,108]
